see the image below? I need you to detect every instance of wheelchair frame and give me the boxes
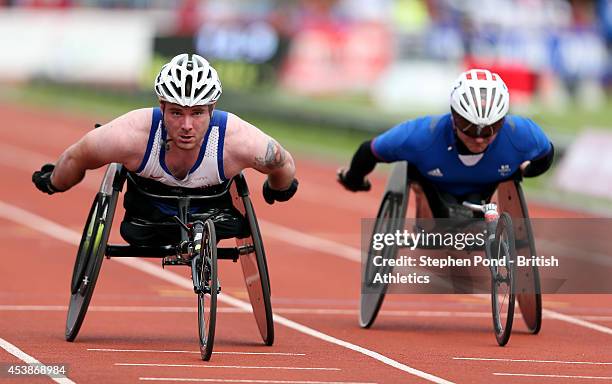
[65,162,274,361]
[360,161,542,345]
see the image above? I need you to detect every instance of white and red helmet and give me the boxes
[450,69,509,126]
[154,54,222,107]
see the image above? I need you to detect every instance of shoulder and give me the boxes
[95,108,155,136]
[225,112,267,141]
[86,107,156,170]
[502,115,551,153]
[374,114,448,152]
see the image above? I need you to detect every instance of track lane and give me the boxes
[1,101,611,383]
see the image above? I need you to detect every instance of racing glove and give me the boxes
[32,163,60,195]
[337,168,371,192]
[263,178,299,205]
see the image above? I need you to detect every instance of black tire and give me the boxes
[514,183,542,334]
[198,219,218,361]
[490,212,516,346]
[359,192,404,328]
[239,195,274,346]
[66,191,117,341]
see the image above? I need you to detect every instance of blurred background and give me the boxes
[0,0,610,212]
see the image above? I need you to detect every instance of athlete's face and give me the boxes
[161,102,214,151]
[451,109,501,153]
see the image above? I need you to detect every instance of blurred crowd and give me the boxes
[1,0,610,103]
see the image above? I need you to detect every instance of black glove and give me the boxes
[263,179,299,205]
[32,164,60,195]
[337,168,371,192]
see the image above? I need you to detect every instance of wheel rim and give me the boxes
[493,234,512,334]
[198,221,217,361]
[360,192,402,327]
[71,198,100,293]
[491,214,515,346]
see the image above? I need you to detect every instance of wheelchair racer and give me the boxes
[338,69,554,217]
[32,53,298,245]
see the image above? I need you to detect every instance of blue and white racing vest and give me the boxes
[135,107,228,188]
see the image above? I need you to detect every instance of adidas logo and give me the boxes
[427,168,444,177]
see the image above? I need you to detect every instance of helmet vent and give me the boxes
[185,75,193,95]
[202,87,216,102]
[193,85,205,99]
[161,83,173,98]
[469,87,479,116]
[170,81,181,97]
[488,88,497,118]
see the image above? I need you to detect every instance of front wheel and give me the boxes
[490,212,516,346]
[66,192,116,341]
[197,219,218,361]
[360,192,404,328]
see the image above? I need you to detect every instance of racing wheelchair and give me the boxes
[65,162,274,361]
[361,162,541,346]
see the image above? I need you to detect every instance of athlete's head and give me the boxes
[155,54,222,151]
[154,53,222,108]
[450,69,509,152]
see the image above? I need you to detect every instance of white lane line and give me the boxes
[260,220,360,263]
[543,309,612,336]
[116,363,338,371]
[4,305,612,322]
[0,201,454,384]
[139,378,377,384]
[0,337,76,384]
[88,348,305,356]
[118,257,454,384]
[454,357,612,365]
[493,373,612,380]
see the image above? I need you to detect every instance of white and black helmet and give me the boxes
[154,54,222,107]
[450,69,509,126]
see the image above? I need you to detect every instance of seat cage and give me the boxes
[103,163,253,262]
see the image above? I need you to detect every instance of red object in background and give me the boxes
[463,57,538,102]
[25,0,72,8]
[280,22,392,95]
[176,0,200,36]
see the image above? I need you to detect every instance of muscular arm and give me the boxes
[50,109,151,191]
[225,114,296,190]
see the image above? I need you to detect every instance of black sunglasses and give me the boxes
[452,111,504,138]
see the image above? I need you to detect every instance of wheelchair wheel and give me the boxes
[496,180,542,334]
[360,162,409,328]
[238,194,274,346]
[197,219,218,361]
[490,212,516,346]
[360,191,404,328]
[66,191,117,341]
[514,183,542,334]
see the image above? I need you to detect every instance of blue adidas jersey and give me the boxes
[371,113,552,196]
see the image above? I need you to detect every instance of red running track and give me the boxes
[0,102,610,384]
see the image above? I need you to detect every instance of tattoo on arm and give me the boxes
[255,139,286,170]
